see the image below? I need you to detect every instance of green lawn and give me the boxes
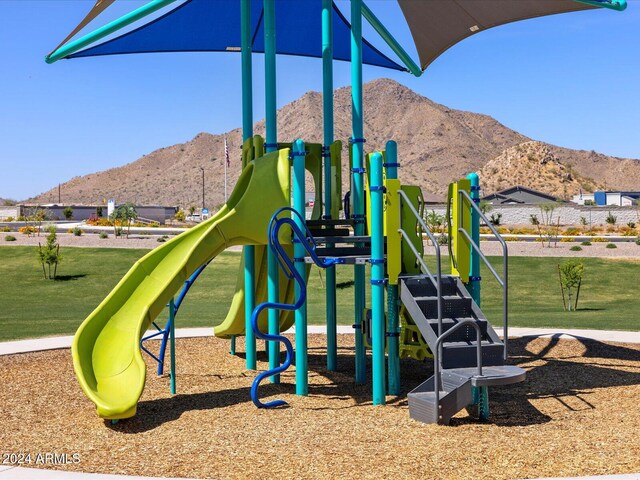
[0,246,638,341]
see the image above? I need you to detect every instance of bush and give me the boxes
[606,243,617,249]
[5,235,16,241]
[72,227,83,236]
[18,226,37,236]
[63,206,73,220]
[592,237,608,243]
[175,210,186,222]
[559,237,575,243]
[0,226,10,232]
[605,212,617,225]
[636,237,640,246]
[558,260,584,311]
[115,227,123,237]
[150,222,160,228]
[563,227,580,236]
[627,221,636,229]
[99,232,109,239]
[570,246,582,251]
[37,226,62,279]
[6,216,14,222]
[86,218,113,227]
[157,237,166,243]
[581,240,592,246]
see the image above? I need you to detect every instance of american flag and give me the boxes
[224,136,230,167]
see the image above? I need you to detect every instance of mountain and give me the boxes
[479,141,604,200]
[28,79,640,207]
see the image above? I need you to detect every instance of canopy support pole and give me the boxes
[322,0,338,373]
[46,0,179,63]
[351,0,366,386]
[242,0,257,371]
[361,1,422,77]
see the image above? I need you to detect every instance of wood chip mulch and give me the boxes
[1,334,639,480]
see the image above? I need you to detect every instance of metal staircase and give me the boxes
[397,188,526,425]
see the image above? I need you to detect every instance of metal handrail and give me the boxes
[458,189,509,360]
[433,319,483,423]
[397,189,443,336]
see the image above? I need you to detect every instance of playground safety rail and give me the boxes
[397,189,443,336]
[457,188,509,360]
[250,207,341,408]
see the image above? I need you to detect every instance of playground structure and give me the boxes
[46,0,627,425]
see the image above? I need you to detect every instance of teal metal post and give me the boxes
[467,172,481,306]
[322,0,338,372]
[169,298,176,395]
[370,152,386,405]
[242,0,256,371]
[45,0,179,63]
[386,140,400,396]
[230,335,236,355]
[351,0,366,385]
[264,0,280,384]
[293,139,308,395]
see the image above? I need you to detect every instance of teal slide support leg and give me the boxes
[322,0,337,372]
[467,172,481,306]
[267,247,280,383]
[230,335,236,356]
[370,152,386,405]
[241,0,256,371]
[169,298,176,395]
[351,0,366,386]
[386,141,400,396]
[293,139,309,396]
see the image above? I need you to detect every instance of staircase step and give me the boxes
[442,341,504,369]
[401,275,458,297]
[416,296,473,319]
[306,219,353,227]
[308,228,350,237]
[447,365,526,387]
[425,317,489,341]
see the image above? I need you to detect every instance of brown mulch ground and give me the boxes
[1,334,639,480]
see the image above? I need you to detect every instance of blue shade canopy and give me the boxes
[67,0,405,71]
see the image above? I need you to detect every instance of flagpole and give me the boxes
[224,136,228,202]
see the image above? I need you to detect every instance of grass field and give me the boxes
[0,246,638,341]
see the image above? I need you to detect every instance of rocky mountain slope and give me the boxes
[28,79,640,207]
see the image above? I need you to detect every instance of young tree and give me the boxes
[37,226,62,280]
[112,203,138,238]
[558,260,584,312]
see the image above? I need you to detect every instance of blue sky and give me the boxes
[0,0,638,201]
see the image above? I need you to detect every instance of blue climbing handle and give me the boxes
[251,208,339,408]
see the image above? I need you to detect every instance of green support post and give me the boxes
[264,0,280,384]
[467,173,481,306]
[322,0,338,372]
[241,0,256,371]
[169,298,176,395]
[370,152,386,405]
[385,140,400,396]
[293,139,308,396]
[351,0,366,386]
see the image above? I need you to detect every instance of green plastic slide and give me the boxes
[72,149,291,419]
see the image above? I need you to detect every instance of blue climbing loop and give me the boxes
[251,207,343,408]
[140,261,211,375]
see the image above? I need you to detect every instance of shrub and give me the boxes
[579,216,588,227]
[99,231,109,239]
[6,216,14,222]
[489,213,502,226]
[37,226,62,279]
[0,226,10,232]
[72,227,83,236]
[581,241,592,246]
[559,237,575,243]
[150,222,160,228]
[584,199,596,206]
[115,227,123,237]
[627,221,636,229]
[636,237,640,246]
[570,246,582,251]
[175,210,186,222]
[563,227,580,236]
[17,215,26,221]
[5,235,16,241]
[606,243,617,249]
[592,237,608,243]
[504,236,520,242]
[605,211,617,225]
[63,206,73,220]
[18,226,37,236]
[619,226,636,237]
[157,237,166,243]
[86,218,113,227]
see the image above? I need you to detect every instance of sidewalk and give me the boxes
[1,326,639,356]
